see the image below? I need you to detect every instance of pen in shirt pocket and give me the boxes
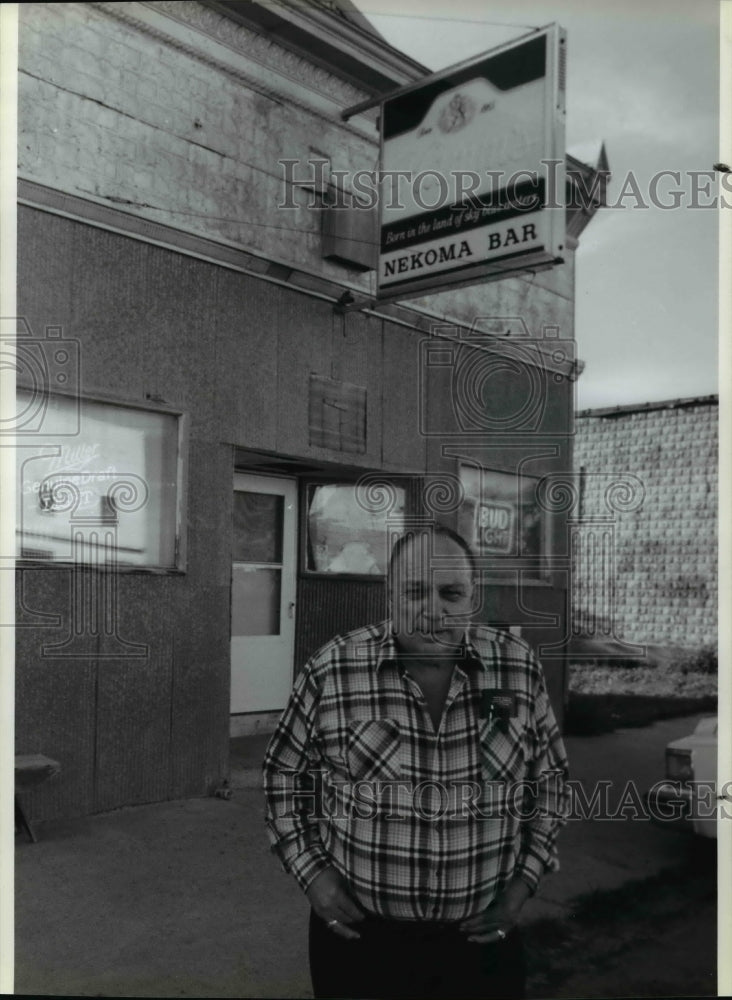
[480,690,517,733]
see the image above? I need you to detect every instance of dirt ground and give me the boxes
[525,837,717,999]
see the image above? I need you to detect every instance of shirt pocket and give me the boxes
[346,719,403,782]
[478,717,528,784]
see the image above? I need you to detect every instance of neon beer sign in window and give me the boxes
[476,500,515,554]
[459,465,542,559]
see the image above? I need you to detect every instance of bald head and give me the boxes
[388,524,477,590]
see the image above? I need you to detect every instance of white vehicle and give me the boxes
[649,717,718,838]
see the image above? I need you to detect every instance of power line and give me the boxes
[367,12,539,30]
[85,191,545,287]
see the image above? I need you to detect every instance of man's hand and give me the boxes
[459,876,532,944]
[306,867,365,940]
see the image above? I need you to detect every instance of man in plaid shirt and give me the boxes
[264,524,569,999]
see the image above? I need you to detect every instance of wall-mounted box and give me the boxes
[321,203,378,271]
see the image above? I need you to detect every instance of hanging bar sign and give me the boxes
[377,24,566,301]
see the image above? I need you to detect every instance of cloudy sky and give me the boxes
[362,0,720,409]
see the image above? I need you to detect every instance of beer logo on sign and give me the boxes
[437,93,476,134]
[476,501,515,554]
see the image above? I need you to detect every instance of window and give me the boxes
[232,489,284,635]
[16,390,185,569]
[304,482,405,576]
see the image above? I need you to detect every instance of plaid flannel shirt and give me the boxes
[263,620,569,922]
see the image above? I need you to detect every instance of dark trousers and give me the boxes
[309,908,526,1000]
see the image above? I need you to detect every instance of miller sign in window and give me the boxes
[16,390,184,569]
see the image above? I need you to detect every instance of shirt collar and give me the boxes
[375,621,486,672]
[375,624,400,670]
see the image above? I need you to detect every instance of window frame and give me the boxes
[299,476,406,581]
[15,384,188,573]
[458,463,552,585]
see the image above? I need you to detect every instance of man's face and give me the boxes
[389,533,475,659]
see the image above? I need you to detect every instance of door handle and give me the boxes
[288,602,296,619]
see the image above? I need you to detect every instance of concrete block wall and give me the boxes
[572,398,717,648]
[18,1,378,282]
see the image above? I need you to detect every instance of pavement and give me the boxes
[14,714,711,998]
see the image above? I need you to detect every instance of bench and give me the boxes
[15,754,61,843]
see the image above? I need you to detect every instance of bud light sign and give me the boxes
[476,501,515,554]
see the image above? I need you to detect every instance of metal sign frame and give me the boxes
[375,24,566,302]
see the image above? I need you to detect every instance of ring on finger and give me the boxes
[328,918,340,927]
[496,928,507,940]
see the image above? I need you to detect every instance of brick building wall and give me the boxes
[572,396,718,649]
